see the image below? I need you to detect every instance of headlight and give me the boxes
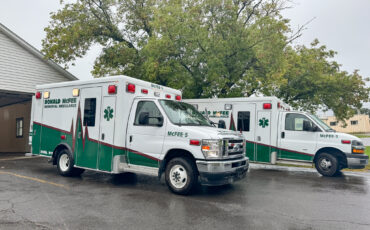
[352,140,364,146]
[201,139,223,159]
[352,140,365,154]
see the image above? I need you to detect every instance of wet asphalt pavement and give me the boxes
[0,154,370,230]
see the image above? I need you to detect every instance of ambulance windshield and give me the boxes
[308,114,335,132]
[159,100,212,126]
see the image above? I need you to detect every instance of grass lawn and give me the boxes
[364,146,370,170]
[366,146,370,157]
[352,133,370,138]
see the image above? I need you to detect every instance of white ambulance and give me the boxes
[29,76,248,194]
[184,97,368,176]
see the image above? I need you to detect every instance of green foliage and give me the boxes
[360,108,370,118]
[42,0,369,121]
[274,40,369,121]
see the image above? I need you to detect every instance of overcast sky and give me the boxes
[0,0,369,108]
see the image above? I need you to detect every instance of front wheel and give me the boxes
[57,149,84,177]
[165,157,197,195]
[315,153,339,177]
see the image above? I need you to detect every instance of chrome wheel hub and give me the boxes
[169,165,187,189]
[320,158,332,170]
[59,154,70,172]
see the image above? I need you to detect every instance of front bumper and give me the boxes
[346,153,369,169]
[196,157,249,186]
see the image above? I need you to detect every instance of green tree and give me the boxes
[360,108,370,118]
[273,40,369,121]
[43,0,292,98]
[42,0,369,121]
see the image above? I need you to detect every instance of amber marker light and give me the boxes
[72,88,80,97]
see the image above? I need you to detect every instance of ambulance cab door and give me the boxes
[98,96,116,172]
[232,103,256,161]
[278,112,317,161]
[76,87,102,169]
[126,99,165,168]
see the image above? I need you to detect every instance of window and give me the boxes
[134,101,163,126]
[16,118,23,138]
[329,121,337,126]
[159,100,210,126]
[285,113,314,131]
[83,98,96,126]
[351,120,358,125]
[237,112,250,132]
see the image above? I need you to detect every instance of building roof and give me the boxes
[0,23,78,81]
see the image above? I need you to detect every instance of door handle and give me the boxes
[101,133,105,140]
[257,136,261,141]
[281,132,285,139]
[129,135,133,143]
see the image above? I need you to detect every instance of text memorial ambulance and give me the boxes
[184,97,368,177]
[29,76,248,194]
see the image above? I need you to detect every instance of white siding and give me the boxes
[0,31,73,94]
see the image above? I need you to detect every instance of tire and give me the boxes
[315,153,339,177]
[165,157,197,195]
[57,149,84,177]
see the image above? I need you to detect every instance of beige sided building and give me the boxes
[322,114,370,133]
[0,23,77,153]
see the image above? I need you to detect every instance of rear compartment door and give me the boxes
[232,103,256,161]
[75,87,102,169]
[98,96,116,171]
[255,111,271,162]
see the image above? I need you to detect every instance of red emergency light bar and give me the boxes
[126,83,135,93]
[165,94,171,99]
[175,95,181,101]
[263,103,272,109]
[108,85,117,94]
[141,89,148,94]
[35,92,41,99]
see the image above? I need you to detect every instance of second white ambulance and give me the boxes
[29,76,248,194]
[184,97,368,176]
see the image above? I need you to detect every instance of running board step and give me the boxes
[277,160,313,167]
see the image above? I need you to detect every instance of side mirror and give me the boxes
[155,116,164,127]
[218,120,226,129]
[312,125,320,132]
[138,112,149,125]
[303,120,312,131]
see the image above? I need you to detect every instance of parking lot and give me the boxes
[0,154,370,230]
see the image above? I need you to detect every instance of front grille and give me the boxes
[223,139,244,158]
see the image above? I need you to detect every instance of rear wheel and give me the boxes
[165,157,197,195]
[315,153,339,177]
[57,149,84,177]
